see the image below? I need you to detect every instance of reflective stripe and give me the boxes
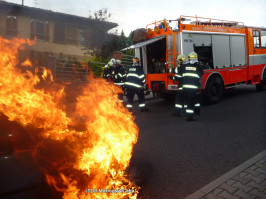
[178,88,183,90]
[127,73,144,79]
[118,73,123,77]
[184,105,187,108]
[142,79,146,83]
[139,74,145,79]
[186,109,194,113]
[127,73,139,78]
[182,85,198,89]
[175,104,182,108]
[175,74,182,77]
[127,104,133,108]
[125,82,142,88]
[175,68,178,73]
[183,73,200,78]
[114,83,124,85]
[119,100,124,103]
[139,104,145,107]
[195,103,200,107]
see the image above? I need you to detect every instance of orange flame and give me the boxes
[0,36,140,198]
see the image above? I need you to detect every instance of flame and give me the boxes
[0,36,140,198]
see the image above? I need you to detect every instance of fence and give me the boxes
[53,53,135,82]
[54,59,107,82]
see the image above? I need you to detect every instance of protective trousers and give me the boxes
[194,92,201,115]
[126,87,145,109]
[174,90,184,114]
[184,90,197,119]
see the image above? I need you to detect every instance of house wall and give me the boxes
[0,13,99,62]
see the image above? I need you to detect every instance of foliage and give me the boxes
[117,30,133,50]
[83,54,110,77]
[100,33,119,58]
[88,8,111,21]
[84,8,115,54]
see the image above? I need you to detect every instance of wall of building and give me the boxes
[0,13,6,36]
[1,13,91,62]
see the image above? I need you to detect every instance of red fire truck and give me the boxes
[124,15,266,103]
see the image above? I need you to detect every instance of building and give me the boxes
[0,1,118,65]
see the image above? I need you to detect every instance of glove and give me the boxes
[168,75,173,80]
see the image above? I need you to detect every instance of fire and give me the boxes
[0,36,140,198]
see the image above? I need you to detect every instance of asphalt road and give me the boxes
[129,85,266,198]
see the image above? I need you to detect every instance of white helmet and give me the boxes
[110,58,116,64]
[115,60,121,65]
[108,61,114,66]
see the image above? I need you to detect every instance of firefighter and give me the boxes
[102,59,115,81]
[180,52,203,121]
[112,59,126,103]
[124,57,149,112]
[168,54,187,116]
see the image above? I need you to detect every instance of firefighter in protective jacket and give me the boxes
[124,57,149,112]
[102,59,115,81]
[179,52,203,121]
[112,60,126,103]
[169,54,188,116]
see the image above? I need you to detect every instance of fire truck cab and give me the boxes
[124,15,266,103]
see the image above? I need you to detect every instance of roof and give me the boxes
[246,26,266,30]
[0,1,118,30]
[121,35,165,51]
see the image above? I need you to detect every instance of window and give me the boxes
[253,30,260,48]
[78,28,85,46]
[66,25,77,45]
[31,20,50,41]
[261,30,266,48]
[6,16,17,37]
[54,23,65,43]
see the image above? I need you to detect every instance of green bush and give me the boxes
[83,54,111,77]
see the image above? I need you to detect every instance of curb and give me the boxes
[185,150,266,199]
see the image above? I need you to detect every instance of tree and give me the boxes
[117,30,127,50]
[127,31,133,46]
[117,30,133,50]
[100,33,119,58]
[88,8,111,21]
[84,8,118,58]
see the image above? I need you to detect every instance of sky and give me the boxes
[4,0,266,36]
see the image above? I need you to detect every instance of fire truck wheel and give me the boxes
[256,70,266,91]
[204,76,224,104]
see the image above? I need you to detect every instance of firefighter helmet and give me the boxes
[110,58,116,63]
[132,57,140,63]
[176,54,186,62]
[108,61,114,66]
[116,60,121,65]
[188,52,198,60]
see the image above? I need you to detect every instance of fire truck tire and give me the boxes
[256,70,266,91]
[204,76,224,104]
